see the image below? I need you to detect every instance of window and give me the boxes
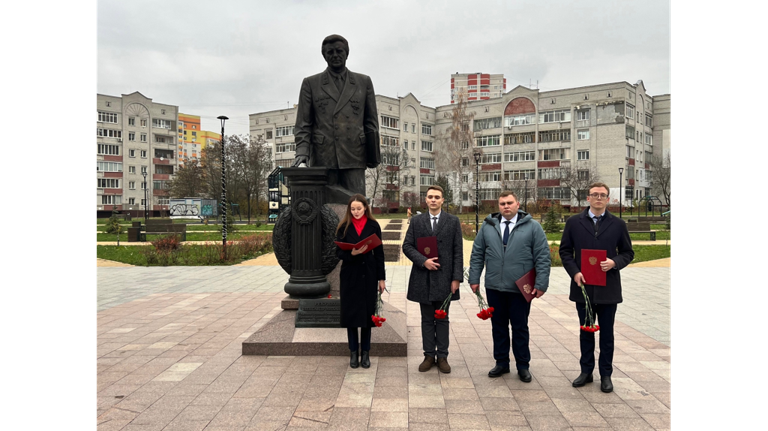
[461,158,469,167]
[140,150,147,158]
[476,135,501,147]
[98,144,119,155]
[154,149,173,159]
[481,153,502,164]
[128,132,135,141]
[128,166,136,174]
[578,170,589,180]
[462,141,470,149]
[577,150,590,160]
[97,178,120,188]
[127,149,135,158]
[191,131,196,136]
[155,135,168,143]
[505,114,535,126]
[420,174,435,186]
[626,103,634,119]
[404,139,408,148]
[420,157,435,169]
[141,119,147,127]
[577,129,590,140]
[479,171,501,182]
[152,118,172,129]
[128,198,135,205]
[98,112,118,123]
[275,142,296,153]
[468,85,477,90]
[105,101,111,107]
[141,199,147,206]
[153,180,170,190]
[504,169,535,181]
[384,171,399,184]
[473,117,502,131]
[538,168,565,179]
[381,116,399,129]
[381,136,399,147]
[505,151,535,162]
[645,114,653,127]
[645,134,653,146]
[140,133,147,142]
[538,130,570,143]
[141,181,147,190]
[129,181,136,190]
[156,165,173,175]
[382,152,400,166]
[539,187,570,199]
[462,174,468,183]
[576,110,590,121]
[265,130,273,139]
[97,129,122,138]
[421,141,433,152]
[540,148,569,160]
[101,195,122,205]
[97,162,122,172]
[505,132,535,145]
[276,126,294,137]
[422,124,432,135]
[141,166,148,174]
[462,191,469,201]
[129,117,135,126]
[479,189,502,201]
[539,110,571,123]
[404,122,408,132]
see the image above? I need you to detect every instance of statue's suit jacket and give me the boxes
[294,68,381,169]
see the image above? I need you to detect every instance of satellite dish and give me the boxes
[160,157,164,161]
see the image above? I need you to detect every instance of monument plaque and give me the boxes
[295,298,341,328]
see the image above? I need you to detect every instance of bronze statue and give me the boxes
[293,34,381,204]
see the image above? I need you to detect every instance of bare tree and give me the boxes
[559,162,601,210]
[229,134,273,223]
[167,159,206,198]
[434,89,480,212]
[650,152,671,209]
[366,142,412,209]
[500,178,537,211]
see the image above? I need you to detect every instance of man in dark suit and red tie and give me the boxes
[292,34,381,205]
[559,182,634,393]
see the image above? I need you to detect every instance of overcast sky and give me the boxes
[98,0,670,136]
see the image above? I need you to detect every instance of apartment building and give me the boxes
[451,72,506,103]
[249,79,669,211]
[96,91,179,217]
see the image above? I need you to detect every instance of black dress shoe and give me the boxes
[488,365,510,378]
[361,351,371,369]
[349,351,359,368]
[518,369,532,382]
[600,376,613,393]
[572,373,594,387]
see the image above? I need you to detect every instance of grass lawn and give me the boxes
[545,231,670,241]
[97,245,272,266]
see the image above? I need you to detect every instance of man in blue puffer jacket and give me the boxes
[469,191,551,382]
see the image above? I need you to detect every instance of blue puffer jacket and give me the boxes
[468,210,551,293]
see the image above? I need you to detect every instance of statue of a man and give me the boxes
[292,34,381,204]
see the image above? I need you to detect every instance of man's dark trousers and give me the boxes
[486,289,531,370]
[419,300,451,359]
[576,302,617,376]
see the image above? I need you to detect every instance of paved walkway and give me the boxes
[98,247,670,430]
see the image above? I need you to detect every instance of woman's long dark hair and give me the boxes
[336,194,376,237]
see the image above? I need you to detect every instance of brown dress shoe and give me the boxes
[437,357,451,373]
[418,354,435,372]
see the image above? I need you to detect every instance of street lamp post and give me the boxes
[618,167,624,220]
[142,170,148,222]
[218,116,229,258]
[473,151,481,233]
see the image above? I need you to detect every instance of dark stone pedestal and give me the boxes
[242,301,407,356]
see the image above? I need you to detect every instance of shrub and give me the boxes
[103,214,123,235]
[141,233,273,266]
[549,242,563,267]
[542,202,562,233]
[461,222,477,241]
[152,234,181,251]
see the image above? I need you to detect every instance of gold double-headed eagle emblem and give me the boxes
[424,247,431,255]
[589,257,598,265]
[523,284,532,294]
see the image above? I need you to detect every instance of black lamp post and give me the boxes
[218,115,229,258]
[473,151,481,233]
[142,170,148,222]
[618,167,624,220]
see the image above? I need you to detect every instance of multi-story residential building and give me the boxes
[249,79,670,212]
[451,72,506,103]
[198,130,222,151]
[97,91,179,217]
[177,113,201,165]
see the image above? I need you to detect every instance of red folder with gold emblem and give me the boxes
[417,236,438,259]
[334,233,381,254]
[581,249,607,286]
[515,269,537,303]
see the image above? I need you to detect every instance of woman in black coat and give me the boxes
[335,194,386,369]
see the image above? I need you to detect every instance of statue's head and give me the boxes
[321,34,349,71]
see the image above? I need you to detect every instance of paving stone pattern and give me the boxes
[98,254,670,430]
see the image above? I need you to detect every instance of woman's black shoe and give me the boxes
[350,351,359,368]
[361,351,371,368]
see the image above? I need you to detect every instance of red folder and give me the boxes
[417,236,438,259]
[515,269,537,303]
[581,249,607,286]
[334,233,382,254]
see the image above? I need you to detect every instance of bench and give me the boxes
[626,221,656,241]
[636,216,666,222]
[140,219,187,241]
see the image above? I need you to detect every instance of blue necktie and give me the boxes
[503,221,511,246]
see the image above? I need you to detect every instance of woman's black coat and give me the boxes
[335,218,386,328]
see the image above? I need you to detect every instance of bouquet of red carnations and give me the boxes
[474,289,494,320]
[434,291,452,319]
[579,283,599,332]
[372,289,387,327]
